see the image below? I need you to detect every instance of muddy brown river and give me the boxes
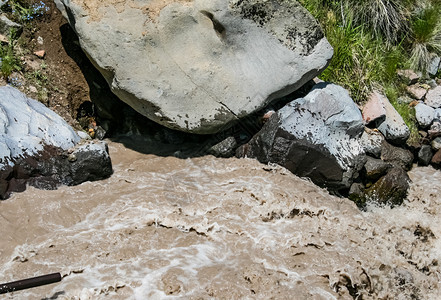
[0,137,440,299]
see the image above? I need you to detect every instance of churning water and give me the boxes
[0,137,440,299]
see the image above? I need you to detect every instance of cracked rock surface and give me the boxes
[57,0,333,134]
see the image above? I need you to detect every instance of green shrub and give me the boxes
[343,0,410,44]
[409,3,441,71]
[0,32,21,79]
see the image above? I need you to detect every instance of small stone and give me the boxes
[428,121,441,139]
[428,54,441,77]
[397,96,413,105]
[262,110,275,124]
[68,154,77,162]
[95,126,106,140]
[397,69,420,85]
[37,36,44,45]
[419,131,428,138]
[435,108,441,120]
[208,136,238,158]
[77,131,91,140]
[88,128,95,138]
[415,102,435,128]
[418,145,433,166]
[28,85,37,93]
[407,84,427,100]
[34,50,45,58]
[363,156,390,181]
[425,86,441,108]
[427,79,437,89]
[431,137,441,151]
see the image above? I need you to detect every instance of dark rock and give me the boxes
[1,141,112,200]
[208,136,238,158]
[365,167,411,206]
[363,157,390,181]
[67,141,113,185]
[380,141,414,171]
[431,149,441,168]
[95,126,106,140]
[418,145,433,166]
[237,83,366,191]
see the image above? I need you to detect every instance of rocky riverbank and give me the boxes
[0,0,441,207]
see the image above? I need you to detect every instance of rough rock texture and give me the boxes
[407,85,427,100]
[0,140,113,200]
[376,93,410,144]
[380,141,414,171]
[0,86,112,199]
[425,86,441,108]
[360,128,385,158]
[362,92,386,126]
[431,149,441,167]
[208,136,238,158]
[363,157,390,181]
[236,83,366,191]
[365,167,410,206]
[57,0,333,134]
[428,54,440,77]
[415,102,435,128]
[428,121,441,139]
[0,85,80,166]
[418,145,433,166]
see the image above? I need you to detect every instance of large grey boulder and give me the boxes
[57,0,333,134]
[0,86,112,199]
[0,85,80,165]
[236,83,366,191]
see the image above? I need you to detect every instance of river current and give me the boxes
[0,137,440,299]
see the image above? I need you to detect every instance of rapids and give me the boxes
[0,137,440,299]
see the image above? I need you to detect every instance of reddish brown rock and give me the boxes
[362,91,386,126]
[431,149,441,167]
[34,50,45,58]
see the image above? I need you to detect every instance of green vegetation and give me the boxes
[298,0,441,102]
[0,30,21,79]
[298,0,441,146]
[2,0,49,23]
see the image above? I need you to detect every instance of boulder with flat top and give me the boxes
[56,0,333,134]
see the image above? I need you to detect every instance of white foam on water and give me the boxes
[1,140,441,299]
